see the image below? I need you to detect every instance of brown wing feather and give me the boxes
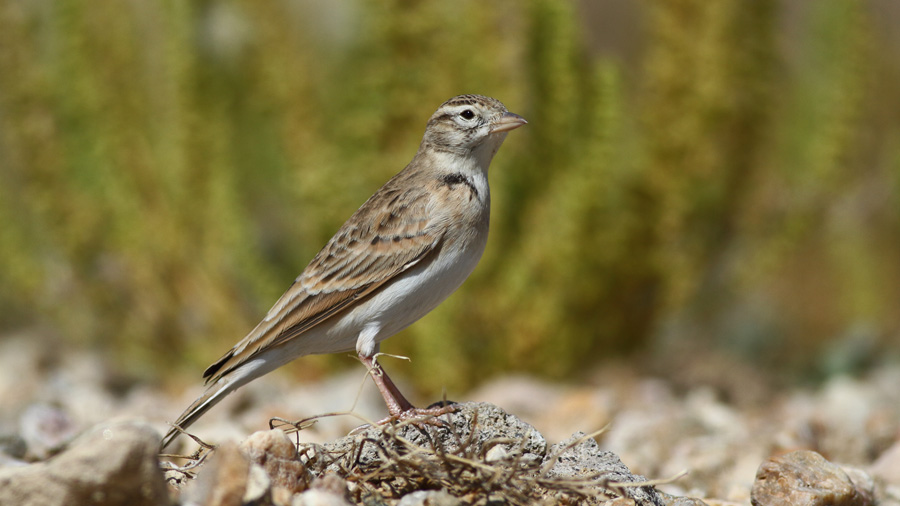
[203,173,440,384]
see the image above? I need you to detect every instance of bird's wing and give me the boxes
[202,181,441,385]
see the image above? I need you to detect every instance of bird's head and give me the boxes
[421,95,527,157]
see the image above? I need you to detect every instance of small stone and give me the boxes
[657,492,710,505]
[18,403,79,460]
[245,463,272,504]
[751,450,873,506]
[188,442,254,506]
[292,489,354,506]
[545,432,664,506]
[485,444,509,463]
[396,489,461,506]
[842,466,876,505]
[310,474,351,499]
[0,420,168,506]
[602,498,636,506]
[241,429,311,498]
[870,441,900,485]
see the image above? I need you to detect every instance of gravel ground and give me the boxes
[1,331,899,505]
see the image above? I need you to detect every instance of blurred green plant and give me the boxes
[0,0,897,389]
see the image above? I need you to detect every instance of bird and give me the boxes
[160,94,526,450]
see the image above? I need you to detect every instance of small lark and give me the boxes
[161,95,526,449]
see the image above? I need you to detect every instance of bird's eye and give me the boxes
[459,109,475,120]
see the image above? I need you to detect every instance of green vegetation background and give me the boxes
[1,0,898,393]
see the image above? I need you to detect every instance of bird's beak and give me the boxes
[491,112,528,133]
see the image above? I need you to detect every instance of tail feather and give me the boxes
[160,380,236,451]
[160,358,272,450]
[160,353,292,451]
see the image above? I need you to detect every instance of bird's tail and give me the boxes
[159,355,276,451]
[159,379,235,451]
[160,351,292,451]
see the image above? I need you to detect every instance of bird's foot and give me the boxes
[381,399,459,427]
[351,400,458,434]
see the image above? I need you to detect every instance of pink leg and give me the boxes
[358,354,415,416]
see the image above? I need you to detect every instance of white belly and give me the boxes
[341,221,488,357]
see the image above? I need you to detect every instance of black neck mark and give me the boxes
[438,173,479,200]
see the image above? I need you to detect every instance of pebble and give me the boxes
[546,432,664,506]
[751,450,874,506]
[0,420,168,506]
[185,442,252,506]
[870,440,900,486]
[241,429,312,503]
[395,490,461,506]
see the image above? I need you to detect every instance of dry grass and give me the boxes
[160,409,669,505]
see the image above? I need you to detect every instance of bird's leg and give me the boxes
[358,353,458,429]
[359,353,415,415]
